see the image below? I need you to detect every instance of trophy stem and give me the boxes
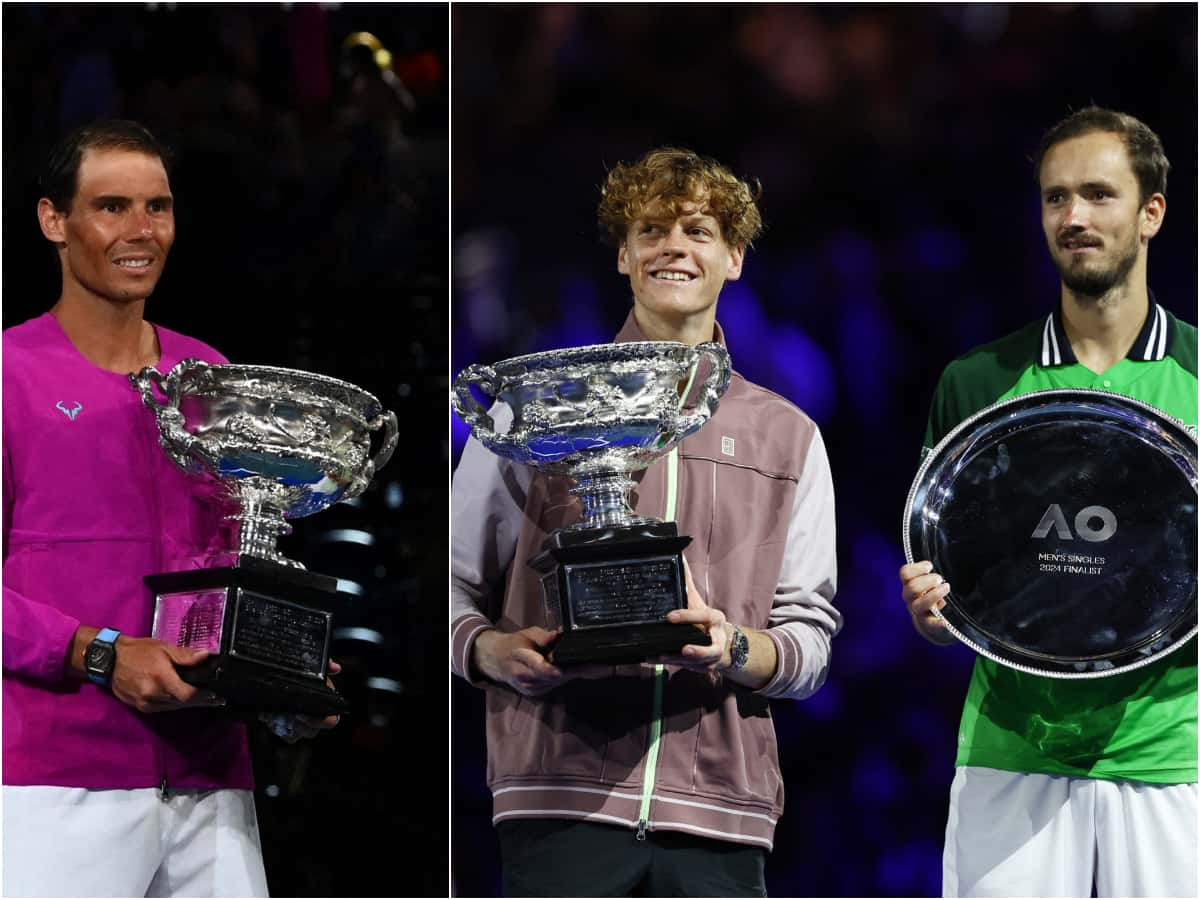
[570,472,651,529]
[230,497,303,568]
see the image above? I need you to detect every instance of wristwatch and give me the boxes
[84,628,121,686]
[727,625,749,672]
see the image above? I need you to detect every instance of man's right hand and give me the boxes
[70,627,226,713]
[471,627,567,696]
[899,560,957,646]
[471,627,609,696]
[109,637,227,713]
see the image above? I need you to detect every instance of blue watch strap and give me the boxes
[86,628,122,686]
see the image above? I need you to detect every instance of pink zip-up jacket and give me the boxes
[3,312,253,791]
[451,313,841,849]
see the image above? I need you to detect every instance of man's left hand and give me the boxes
[654,560,779,690]
[655,560,732,673]
[261,659,343,744]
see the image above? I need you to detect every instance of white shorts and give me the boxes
[943,765,1198,897]
[2,785,268,897]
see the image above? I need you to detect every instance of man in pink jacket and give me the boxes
[2,120,331,897]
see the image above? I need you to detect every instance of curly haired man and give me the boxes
[452,147,842,896]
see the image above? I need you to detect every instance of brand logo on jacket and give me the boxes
[55,401,84,421]
[1031,504,1117,543]
[721,436,735,457]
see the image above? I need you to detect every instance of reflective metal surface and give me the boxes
[904,389,1197,678]
[453,341,730,528]
[132,360,398,566]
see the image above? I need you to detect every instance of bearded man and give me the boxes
[900,107,1197,898]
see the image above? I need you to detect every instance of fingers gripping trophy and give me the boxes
[131,360,398,717]
[453,340,730,665]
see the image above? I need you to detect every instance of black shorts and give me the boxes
[496,818,767,897]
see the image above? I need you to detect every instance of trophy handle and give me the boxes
[674,342,731,435]
[345,410,399,499]
[129,359,220,472]
[130,362,179,409]
[367,410,399,475]
[451,363,500,440]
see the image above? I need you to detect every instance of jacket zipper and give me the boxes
[635,441,684,840]
[139,387,170,800]
[636,663,665,840]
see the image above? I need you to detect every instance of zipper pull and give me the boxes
[635,819,648,841]
[159,776,169,801]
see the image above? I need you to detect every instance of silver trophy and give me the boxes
[131,359,398,715]
[453,341,730,664]
[905,389,1197,678]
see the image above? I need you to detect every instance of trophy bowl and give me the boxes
[453,340,730,527]
[904,389,1197,678]
[132,359,399,565]
[129,359,399,716]
[453,341,731,664]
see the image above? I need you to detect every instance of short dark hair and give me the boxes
[1035,106,1169,206]
[41,119,173,212]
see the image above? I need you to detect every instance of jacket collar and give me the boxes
[1039,291,1170,367]
[613,310,729,349]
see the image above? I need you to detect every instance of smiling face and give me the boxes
[1039,130,1164,299]
[617,199,744,341]
[38,147,175,306]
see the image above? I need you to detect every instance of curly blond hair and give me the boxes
[597,147,763,248]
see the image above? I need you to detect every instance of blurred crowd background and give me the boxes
[451,4,1197,897]
[3,3,446,896]
[2,2,1195,897]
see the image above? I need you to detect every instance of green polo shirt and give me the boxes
[923,301,1197,784]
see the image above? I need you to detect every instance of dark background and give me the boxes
[4,4,447,896]
[450,4,1197,898]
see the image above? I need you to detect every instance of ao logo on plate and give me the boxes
[1031,504,1117,543]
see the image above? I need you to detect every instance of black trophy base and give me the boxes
[179,653,348,717]
[532,521,712,666]
[144,556,348,718]
[549,622,711,667]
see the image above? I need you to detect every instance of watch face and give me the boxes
[730,630,749,669]
[86,643,114,674]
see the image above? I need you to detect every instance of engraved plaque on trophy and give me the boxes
[132,360,398,715]
[904,389,1197,678]
[453,341,731,665]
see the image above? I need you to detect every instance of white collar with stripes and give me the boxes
[1039,298,1170,367]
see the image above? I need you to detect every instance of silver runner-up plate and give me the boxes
[904,389,1197,678]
